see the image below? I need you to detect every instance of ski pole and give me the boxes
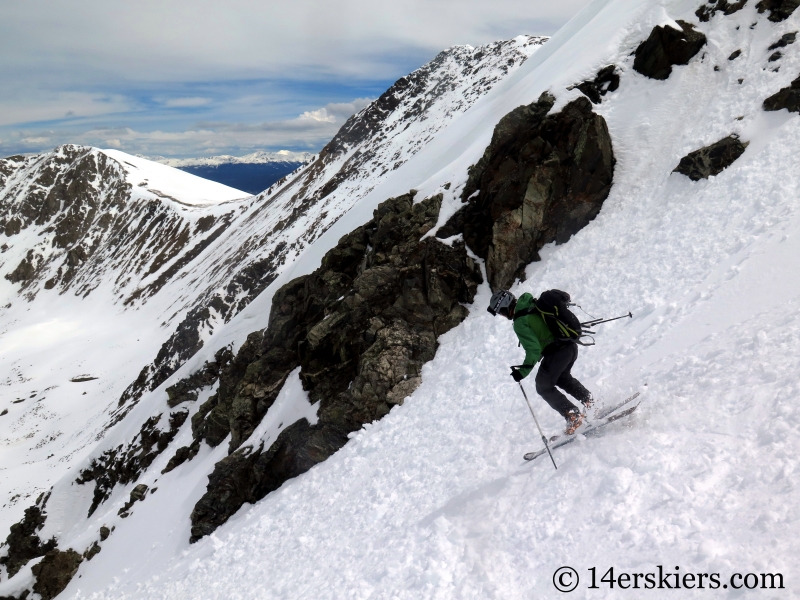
[580,312,633,328]
[512,370,557,470]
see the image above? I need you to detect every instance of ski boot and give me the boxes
[565,409,584,435]
[581,393,594,409]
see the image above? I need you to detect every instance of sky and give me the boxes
[0,0,594,159]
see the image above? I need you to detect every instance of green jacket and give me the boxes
[512,293,555,379]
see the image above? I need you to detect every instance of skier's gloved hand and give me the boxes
[511,370,524,382]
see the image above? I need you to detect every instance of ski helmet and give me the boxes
[487,290,516,317]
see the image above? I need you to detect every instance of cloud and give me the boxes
[0,97,375,158]
[0,91,134,127]
[0,0,592,157]
[162,97,212,108]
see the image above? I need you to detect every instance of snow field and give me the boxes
[2,0,799,597]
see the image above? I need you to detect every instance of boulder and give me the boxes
[696,0,747,21]
[30,549,82,600]
[763,74,800,113]
[633,20,707,80]
[756,0,800,21]
[673,135,749,180]
[573,65,620,104]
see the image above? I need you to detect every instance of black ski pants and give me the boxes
[535,343,590,418]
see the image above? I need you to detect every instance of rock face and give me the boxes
[633,20,707,80]
[76,410,188,517]
[696,0,747,21]
[188,192,482,542]
[439,93,615,291]
[756,0,800,21]
[673,136,749,180]
[764,73,800,112]
[30,549,82,600]
[0,496,55,578]
[573,65,620,104]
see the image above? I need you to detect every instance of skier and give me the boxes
[488,289,593,434]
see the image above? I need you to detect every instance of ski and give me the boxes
[593,391,641,420]
[523,400,642,462]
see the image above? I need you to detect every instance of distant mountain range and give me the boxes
[145,151,316,195]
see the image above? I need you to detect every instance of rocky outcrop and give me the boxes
[117,484,148,518]
[572,65,620,104]
[756,0,800,21]
[165,347,233,408]
[76,410,188,516]
[439,93,615,291]
[673,135,749,180]
[30,549,82,600]
[0,495,55,578]
[188,192,482,541]
[633,20,707,80]
[764,73,800,112]
[696,0,747,21]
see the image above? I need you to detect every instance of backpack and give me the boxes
[514,289,588,344]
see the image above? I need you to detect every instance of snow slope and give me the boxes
[101,150,248,204]
[4,1,800,598]
[0,35,546,591]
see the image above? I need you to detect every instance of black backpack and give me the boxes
[515,289,588,344]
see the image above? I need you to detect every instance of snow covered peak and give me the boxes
[101,149,248,204]
[152,150,314,168]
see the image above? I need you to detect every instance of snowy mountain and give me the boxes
[3,0,800,596]
[153,151,314,168]
[0,34,548,599]
[150,152,315,196]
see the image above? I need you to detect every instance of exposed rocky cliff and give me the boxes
[187,192,482,541]
[438,93,615,291]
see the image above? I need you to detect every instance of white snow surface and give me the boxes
[101,149,249,203]
[2,0,800,598]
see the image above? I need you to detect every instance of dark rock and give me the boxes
[573,65,620,104]
[728,49,742,60]
[30,549,82,600]
[0,494,56,578]
[189,192,482,541]
[165,346,233,408]
[0,408,7,416]
[768,32,797,50]
[756,0,800,21]
[673,135,749,180]
[76,410,187,516]
[696,0,747,21]
[769,51,783,61]
[82,541,101,561]
[99,526,110,541]
[0,591,30,600]
[161,439,201,473]
[633,20,707,80]
[443,93,615,290]
[117,484,149,516]
[5,251,39,284]
[763,73,800,112]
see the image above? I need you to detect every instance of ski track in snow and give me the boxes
[2,0,800,598]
